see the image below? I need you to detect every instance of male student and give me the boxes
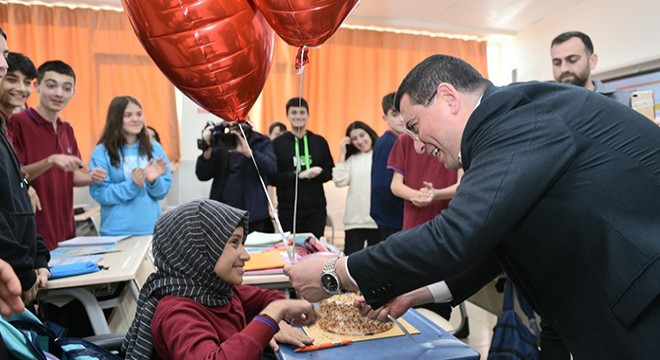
[0,52,42,212]
[9,60,106,249]
[0,53,36,132]
[0,27,50,305]
[369,92,404,240]
[270,97,334,239]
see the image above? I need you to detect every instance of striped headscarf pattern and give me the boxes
[121,199,249,360]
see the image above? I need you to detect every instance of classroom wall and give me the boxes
[513,0,660,82]
[173,0,660,214]
[81,0,660,224]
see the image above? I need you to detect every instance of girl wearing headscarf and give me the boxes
[122,199,317,360]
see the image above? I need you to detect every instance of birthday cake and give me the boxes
[318,293,394,335]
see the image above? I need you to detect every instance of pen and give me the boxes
[294,339,352,352]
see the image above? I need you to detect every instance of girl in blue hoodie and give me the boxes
[89,96,172,236]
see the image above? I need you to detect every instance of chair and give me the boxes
[324,214,335,245]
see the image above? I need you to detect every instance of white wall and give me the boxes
[172,91,215,205]
[513,0,660,82]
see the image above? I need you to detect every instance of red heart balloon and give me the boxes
[121,0,274,122]
[251,0,360,48]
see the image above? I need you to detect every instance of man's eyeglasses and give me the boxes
[405,89,437,141]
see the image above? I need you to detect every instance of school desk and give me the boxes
[41,235,153,335]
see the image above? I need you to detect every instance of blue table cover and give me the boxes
[277,308,480,359]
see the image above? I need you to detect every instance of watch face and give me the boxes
[321,273,339,292]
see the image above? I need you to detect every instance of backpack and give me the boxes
[487,279,541,360]
[0,310,120,360]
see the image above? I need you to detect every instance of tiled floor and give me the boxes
[451,302,498,359]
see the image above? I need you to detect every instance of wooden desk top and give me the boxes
[46,235,152,289]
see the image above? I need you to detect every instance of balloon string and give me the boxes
[239,123,295,263]
[290,54,307,256]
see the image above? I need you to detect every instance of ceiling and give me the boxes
[17,0,585,37]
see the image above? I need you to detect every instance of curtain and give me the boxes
[0,3,180,162]
[258,28,488,161]
[2,2,487,164]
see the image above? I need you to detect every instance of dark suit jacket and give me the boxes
[349,82,660,359]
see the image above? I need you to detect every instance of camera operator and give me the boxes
[195,120,277,232]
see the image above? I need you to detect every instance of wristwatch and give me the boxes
[321,257,344,295]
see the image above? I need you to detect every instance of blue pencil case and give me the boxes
[49,261,100,279]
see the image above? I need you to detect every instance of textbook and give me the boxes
[245,231,290,247]
[58,235,130,247]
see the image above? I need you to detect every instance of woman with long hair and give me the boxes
[332,120,380,255]
[89,96,172,236]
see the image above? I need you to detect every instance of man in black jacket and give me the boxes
[195,121,277,233]
[270,97,334,239]
[0,26,50,307]
[285,55,660,359]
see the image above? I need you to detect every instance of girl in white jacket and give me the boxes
[332,121,380,255]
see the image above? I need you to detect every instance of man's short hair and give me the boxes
[37,60,76,84]
[268,121,287,135]
[0,27,6,40]
[382,92,396,115]
[7,53,37,80]
[551,31,594,55]
[286,97,309,114]
[395,54,488,111]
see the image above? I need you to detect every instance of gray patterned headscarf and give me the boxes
[121,199,249,360]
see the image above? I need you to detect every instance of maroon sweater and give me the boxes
[151,285,285,360]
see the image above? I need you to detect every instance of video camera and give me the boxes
[197,121,251,151]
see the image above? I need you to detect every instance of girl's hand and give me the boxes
[261,299,319,325]
[89,168,108,184]
[340,136,351,148]
[132,168,146,188]
[145,158,167,183]
[339,136,351,161]
[270,322,314,352]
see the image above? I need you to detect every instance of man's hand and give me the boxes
[28,187,42,212]
[356,295,413,322]
[0,260,24,316]
[48,154,84,172]
[270,321,314,352]
[145,158,167,183]
[21,274,39,305]
[230,130,252,158]
[132,168,146,188]
[284,256,334,303]
[89,168,107,184]
[36,268,50,289]
[298,166,322,180]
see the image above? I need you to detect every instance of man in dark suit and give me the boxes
[285,54,660,358]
